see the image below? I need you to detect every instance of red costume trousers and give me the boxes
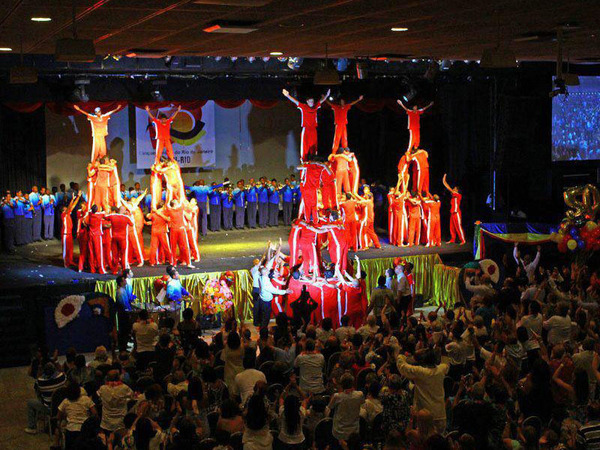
[62,234,74,267]
[345,220,358,251]
[321,183,337,210]
[150,231,172,265]
[429,218,441,246]
[332,124,348,151]
[363,220,381,249]
[170,228,190,266]
[408,216,421,246]
[408,127,420,150]
[88,234,107,274]
[154,139,174,165]
[78,232,89,272]
[301,126,318,160]
[301,195,319,223]
[336,170,351,195]
[111,235,129,272]
[449,212,466,243]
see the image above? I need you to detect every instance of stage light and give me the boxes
[248,56,255,62]
[262,57,270,62]
[336,58,348,71]
[401,86,417,103]
[231,56,238,61]
[215,56,222,61]
[391,27,408,32]
[0,47,12,52]
[31,17,52,22]
[270,51,283,56]
[287,57,303,70]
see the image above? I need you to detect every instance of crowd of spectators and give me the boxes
[22,242,600,450]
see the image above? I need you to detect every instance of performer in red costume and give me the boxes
[86,205,107,274]
[106,207,135,273]
[298,161,325,223]
[74,104,122,162]
[355,187,381,250]
[122,194,145,267]
[395,190,409,246]
[77,201,89,272]
[319,163,338,211]
[166,199,194,268]
[282,89,330,161]
[422,194,442,247]
[340,193,359,251]
[407,148,430,196]
[147,202,172,266]
[297,221,319,276]
[329,148,354,195]
[325,220,349,274]
[184,199,201,263]
[326,96,363,153]
[397,100,433,151]
[443,174,466,245]
[88,157,121,210]
[146,105,181,165]
[406,194,422,246]
[61,193,80,268]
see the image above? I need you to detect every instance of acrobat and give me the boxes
[326,96,363,153]
[397,100,433,151]
[146,105,181,165]
[74,104,122,162]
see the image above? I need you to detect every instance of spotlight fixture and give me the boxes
[31,17,52,22]
[336,58,348,72]
[0,47,12,51]
[270,51,283,56]
[287,57,303,70]
[391,27,408,32]
[72,79,91,102]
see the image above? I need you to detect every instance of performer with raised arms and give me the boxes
[73,104,122,162]
[326,96,363,153]
[282,88,330,161]
[397,100,433,152]
[146,105,181,165]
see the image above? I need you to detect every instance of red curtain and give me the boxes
[4,102,44,113]
[248,99,278,109]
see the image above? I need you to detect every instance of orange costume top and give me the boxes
[152,117,174,142]
[411,150,429,170]
[364,198,375,222]
[407,200,421,219]
[149,211,169,234]
[297,103,320,128]
[106,214,132,238]
[88,115,110,138]
[331,104,351,125]
[451,192,462,214]
[341,200,358,222]
[428,200,441,219]
[407,110,424,131]
[166,205,185,229]
[333,154,351,171]
[61,211,73,234]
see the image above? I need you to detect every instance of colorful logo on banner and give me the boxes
[146,107,206,147]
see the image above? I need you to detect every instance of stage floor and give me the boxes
[0,225,472,289]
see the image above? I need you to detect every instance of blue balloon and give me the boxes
[571,228,579,238]
[578,240,585,249]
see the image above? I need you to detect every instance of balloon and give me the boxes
[586,221,598,232]
[578,239,586,249]
[567,239,578,251]
[564,184,600,222]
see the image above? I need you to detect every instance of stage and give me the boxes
[0,225,472,290]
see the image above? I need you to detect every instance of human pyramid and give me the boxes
[62,105,202,274]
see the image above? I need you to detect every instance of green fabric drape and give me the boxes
[431,263,461,307]
[95,254,460,321]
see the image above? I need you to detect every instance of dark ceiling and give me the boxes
[0,0,599,61]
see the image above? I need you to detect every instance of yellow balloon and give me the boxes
[585,221,598,231]
[567,239,578,251]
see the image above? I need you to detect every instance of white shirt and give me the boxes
[251,264,261,289]
[133,321,159,352]
[397,273,410,297]
[97,383,133,431]
[259,275,287,302]
[518,314,543,351]
[543,315,573,345]
[58,395,95,431]
[233,369,266,404]
[514,247,541,283]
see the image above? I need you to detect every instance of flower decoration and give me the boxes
[55,295,85,328]
[202,277,234,315]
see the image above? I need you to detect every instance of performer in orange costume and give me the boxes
[422,194,442,246]
[77,201,89,272]
[86,205,107,274]
[146,105,181,165]
[74,104,122,162]
[407,148,430,196]
[282,89,329,161]
[406,194,422,246]
[443,174,466,245]
[122,194,145,267]
[298,161,324,223]
[326,96,363,153]
[329,148,353,195]
[397,100,433,151]
[106,207,134,273]
[297,221,319,276]
[395,191,410,246]
[184,199,201,263]
[325,220,349,274]
[166,199,194,268]
[147,202,172,266]
[61,193,80,268]
[154,159,185,207]
[88,157,121,211]
[387,188,397,245]
[319,163,338,211]
[355,187,381,250]
[340,193,359,251]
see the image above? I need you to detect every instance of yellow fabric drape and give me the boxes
[95,254,461,321]
[431,263,461,307]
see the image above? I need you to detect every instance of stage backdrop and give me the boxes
[46,101,301,189]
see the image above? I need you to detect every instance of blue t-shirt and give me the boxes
[166,279,189,303]
[144,194,152,212]
[281,185,294,203]
[232,189,245,207]
[293,186,302,203]
[42,195,55,216]
[29,192,41,211]
[246,187,258,203]
[55,191,66,207]
[23,201,33,219]
[221,192,234,209]
[257,187,269,203]
[208,189,221,206]
[13,199,25,216]
[1,202,15,219]
[268,187,281,204]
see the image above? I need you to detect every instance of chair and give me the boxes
[199,437,217,450]
[327,352,342,376]
[259,360,274,381]
[314,417,334,449]
[356,367,375,392]
[523,416,543,438]
[230,431,243,450]
[207,411,220,437]
[213,365,225,381]
[370,413,385,444]
[267,383,284,403]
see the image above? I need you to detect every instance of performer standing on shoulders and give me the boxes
[397,100,433,152]
[74,104,122,162]
[326,96,363,153]
[282,89,330,161]
[407,148,430,196]
[329,148,353,196]
[61,193,80,268]
[146,105,181,165]
[443,174,466,245]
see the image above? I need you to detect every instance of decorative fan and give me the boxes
[479,259,500,284]
[55,295,85,328]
